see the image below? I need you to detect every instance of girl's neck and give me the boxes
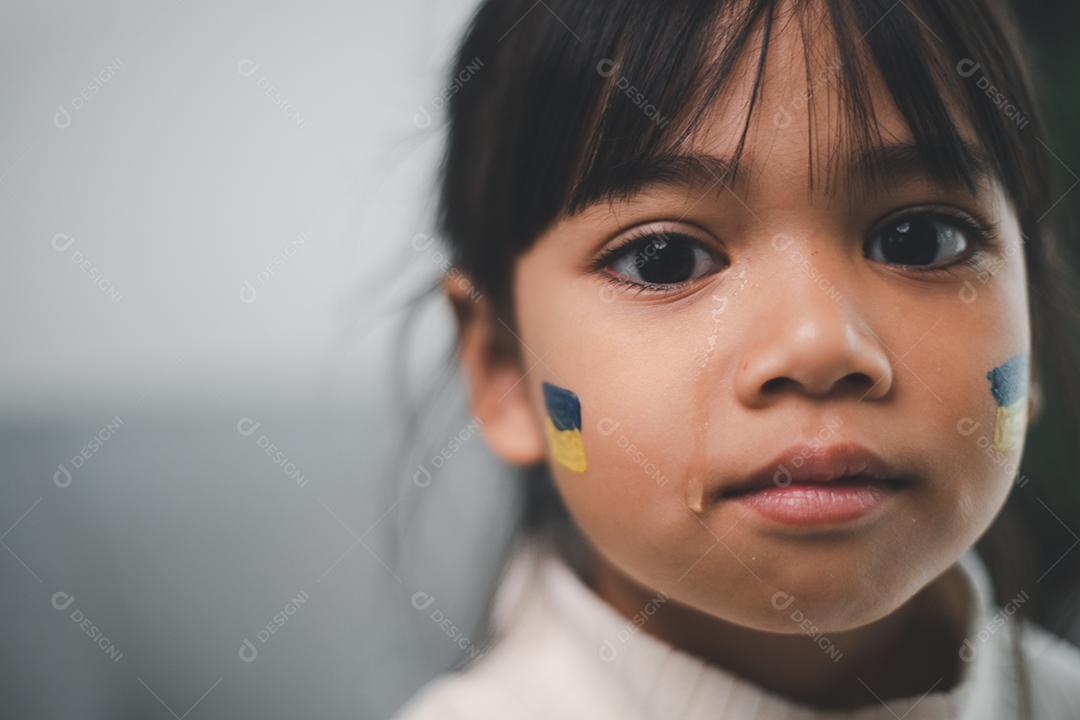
[586,552,972,711]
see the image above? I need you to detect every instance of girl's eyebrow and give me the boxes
[586,140,993,207]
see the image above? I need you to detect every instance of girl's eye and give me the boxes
[864,212,980,270]
[599,232,725,288]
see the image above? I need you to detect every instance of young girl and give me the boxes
[395,0,1080,717]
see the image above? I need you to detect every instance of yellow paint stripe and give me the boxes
[992,396,1027,452]
[545,417,587,472]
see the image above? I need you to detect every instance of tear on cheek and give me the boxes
[542,381,587,473]
[985,351,1029,452]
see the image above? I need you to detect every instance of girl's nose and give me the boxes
[733,268,894,409]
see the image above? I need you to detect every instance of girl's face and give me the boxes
[463,24,1033,633]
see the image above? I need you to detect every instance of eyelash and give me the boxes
[588,208,1001,294]
[587,227,726,295]
[869,207,1001,280]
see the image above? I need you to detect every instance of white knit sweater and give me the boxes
[395,544,1080,719]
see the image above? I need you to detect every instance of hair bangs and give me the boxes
[563,0,1044,217]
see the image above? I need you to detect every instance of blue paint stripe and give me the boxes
[542,381,582,431]
[986,352,1029,407]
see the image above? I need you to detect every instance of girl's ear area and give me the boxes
[443,273,547,466]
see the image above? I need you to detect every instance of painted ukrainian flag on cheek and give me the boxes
[986,351,1029,452]
[542,381,587,473]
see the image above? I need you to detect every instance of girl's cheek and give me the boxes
[528,313,718,553]
[945,349,1030,500]
[968,257,1030,437]
[523,280,708,458]
[910,252,1031,521]
[537,374,697,517]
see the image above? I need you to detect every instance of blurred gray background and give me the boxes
[1,1,519,718]
[4,1,1080,719]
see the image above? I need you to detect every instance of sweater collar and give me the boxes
[492,542,1002,719]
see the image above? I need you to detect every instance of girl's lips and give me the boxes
[727,477,906,526]
[713,442,913,525]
